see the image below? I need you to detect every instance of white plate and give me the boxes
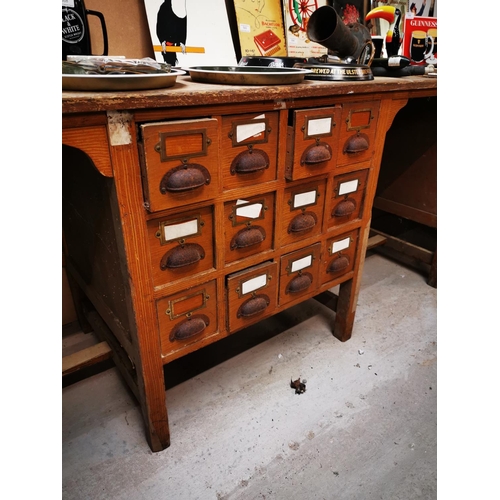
[62,69,186,91]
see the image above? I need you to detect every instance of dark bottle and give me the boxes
[62,0,108,60]
[371,56,410,69]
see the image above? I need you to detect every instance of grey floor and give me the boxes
[62,253,437,500]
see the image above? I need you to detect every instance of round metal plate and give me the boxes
[238,56,308,68]
[62,69,186,91]
[183,66,313,85]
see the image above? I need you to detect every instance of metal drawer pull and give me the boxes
[169,314,209,342]
[333,199,357,217]
[300,142,332,165]
[328,255,350,273]
[237,294,270,318]
[288,212,317,233]
[343,133,369,154]
[286,273,313,294]
[230,149,270,175]
[230,226,266,249]
[159,163,211,193]
[160,243,205,269]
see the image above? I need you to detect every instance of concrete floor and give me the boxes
[62,253,437,500]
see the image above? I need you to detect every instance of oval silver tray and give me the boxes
[62,68,186,91]
[184,66,312,85]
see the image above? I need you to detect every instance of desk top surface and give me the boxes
[62,75,437,115]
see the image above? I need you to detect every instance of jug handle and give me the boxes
[86,9,108,56]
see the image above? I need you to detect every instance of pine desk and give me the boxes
[62,75,437,452]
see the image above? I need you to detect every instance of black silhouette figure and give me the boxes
[156,0,187,65]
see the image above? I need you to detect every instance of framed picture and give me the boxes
[406,0,436,18]
[331,1,369,24]
[283,0,328,58]
[233,0,287,58]
[143,0,237,67]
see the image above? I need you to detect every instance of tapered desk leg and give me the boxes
[332,223,370,341]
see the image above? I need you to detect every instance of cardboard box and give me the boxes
[233,0,287,57]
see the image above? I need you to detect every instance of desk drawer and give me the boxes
[223,192,275,264]
[227,261,277,332]
[336,101,380,168]
[279,243,321,306]
[220,111,279,190]
[328,168,369,228]
[281,179,326,247]
[147,205,215,287]
[140,118,220,212]
[157,280,218,359]
[320,229,358,284]
[285,106,342,181]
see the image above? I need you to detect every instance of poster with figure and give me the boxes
[144,0,237,66]
[406,0,435,18]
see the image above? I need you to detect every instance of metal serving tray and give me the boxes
[62,68,186,91]
[184,66,312,85]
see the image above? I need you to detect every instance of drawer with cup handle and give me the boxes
[226,261,277,333]
[281,179,326,247]
[223,192,275,264]
[278,243,321,306]
[220,111,279,191]
[328,167,369,228]
[156,280,218,360]
[147,205,215,288]
[336,101,380,168]
[321,229,359,285]
[285,106,342,181]
[139,118,220,212]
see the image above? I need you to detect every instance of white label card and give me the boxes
[293,190,316,208]
[163,219,198,241]
[332,237,350,253]
[241,274,267,295]
[307,117,331,136]
[235,201,262,219]
[236,114,266,143]
[338,179,359,196]
[291,255,312,273]
[62,0,75,6]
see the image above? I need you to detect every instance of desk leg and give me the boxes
[427,250,437,288]
[332,223,370,341]
[107,114,171,452]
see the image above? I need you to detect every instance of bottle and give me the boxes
[62,0,108,60]
[371,56,410,69]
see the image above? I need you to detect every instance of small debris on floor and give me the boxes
[358,349,364,355]
[290,377,306,394]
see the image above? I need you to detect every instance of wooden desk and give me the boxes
[62,75,437,452]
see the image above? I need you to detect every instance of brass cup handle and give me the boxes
[169,314,209,342]
[230,148,270,175]
[160,243,205,270]
[300,142,332,165]
[160,163,211,193]
[230,226,266,250]
[237,294,270,318]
